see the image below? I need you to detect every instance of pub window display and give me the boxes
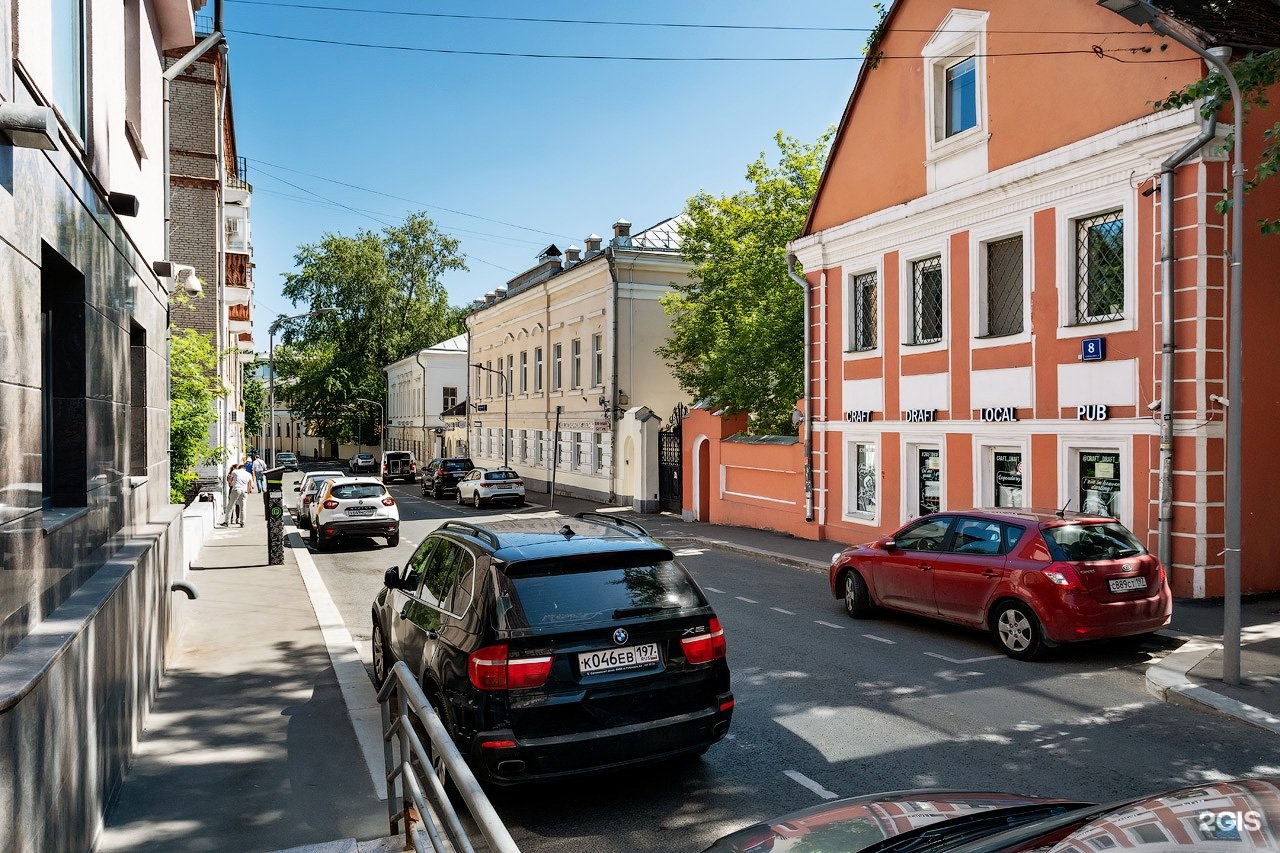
[1079,451,1121,517]
[994,451,1023,508]
[918,448,941,515]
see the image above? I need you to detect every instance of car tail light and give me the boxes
[1043,565,1084,590]
[382,464,388,473]
[322,500,338,509]
[302,495,312,505]
[382,497,396,506]
[480,739,517,749]
[681,617,727,664]
[410,463,416,472]
[468,644,553,691]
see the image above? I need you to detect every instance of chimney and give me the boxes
[483,291,496,304]
[612,218,631,240]
[564,245,582,264]
[584,233,602,257]
[494,287,508,300]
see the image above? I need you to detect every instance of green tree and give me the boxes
[242,363,266,440]
[1156,49,1280,233]
[170,327,223,502]
[658,129,833,434]
[275,211,468,446]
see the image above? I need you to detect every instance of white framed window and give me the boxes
[909,256,944,345]
[1060,435,1132,529]
[533,430,543,465]
[845,438,878,522]
[593,432,605,472]
[514,429,524,462]
[981,236,1024,337]
[1073,210,1125,324]
[519,351,528,393]
[575,431,587,469]
[484,361,492,398]
[591,334,603,386]
[1055,191,1136,337]
[552,343,562,391]
[571,339,582,389]
[904,441,943,520]
[975,438,1030,509]
[849,271,878,352]
[944,56,977,138]
[921,10,988,190]
[442,386,457,410]
[533,347,543,393]
[505,355,514,394]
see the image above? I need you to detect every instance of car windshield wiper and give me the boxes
[613,604,677,618]
[863,803,1095,853]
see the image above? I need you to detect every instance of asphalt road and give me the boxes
[283,466,1280,853]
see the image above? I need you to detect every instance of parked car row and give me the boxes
[290,471,399,549]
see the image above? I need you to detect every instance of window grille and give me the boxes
[985,236,1023,337]
[852,272,877,351]
[1075,211,1124,323]
[911,256,944,344]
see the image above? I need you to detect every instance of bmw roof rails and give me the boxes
[436,520,500,549]
[573,512,651,538]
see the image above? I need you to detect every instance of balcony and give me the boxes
[226,253,252,296]
[228,302,252,334]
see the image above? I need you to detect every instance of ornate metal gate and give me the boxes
[657,404,686,513]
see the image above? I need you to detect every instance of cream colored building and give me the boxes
[465,218,690,509]
[385,332,470,461]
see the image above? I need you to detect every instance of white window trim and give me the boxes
[902,437,945,521]
[1059,435,1132,531]
[973,436,1031,509]
[922,9,989,165]
[899,245,949,355]
[968,213,1034,349]
[843,259,884,358]
[1055,188,1137,338]
[843,434,881,525]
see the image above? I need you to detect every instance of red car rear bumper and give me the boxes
[1035,587,1172,644]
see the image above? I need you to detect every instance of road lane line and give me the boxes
[784,770,839,800]
[863,634,896,644]
[924,652,1004,664]
[705,586,725,594]
[814,620,845,629]
[771,607,795,615]
[736,596,759,604]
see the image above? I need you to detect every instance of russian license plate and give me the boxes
[578,643,660,675]
[1108,576,1148,593]
[346,506,375,517]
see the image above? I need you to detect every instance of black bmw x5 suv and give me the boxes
[371,513,733,785]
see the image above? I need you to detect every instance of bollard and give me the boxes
[263,466,287,565]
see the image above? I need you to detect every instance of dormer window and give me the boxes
[922,9,988,190]
[945,56,977,137]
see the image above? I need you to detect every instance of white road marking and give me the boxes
[705,586,725,594]
[291,534,387,801]
[814,620,845,630]
[923,652,1004,664]
[784,770,839,800]
[736,596,759,604]
[771,607,795,615]
[863,634,896,644]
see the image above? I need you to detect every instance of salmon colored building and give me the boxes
[689,0,1280,599]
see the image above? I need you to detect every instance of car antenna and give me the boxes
[1057,498,1073,519]
[558,524,575,539]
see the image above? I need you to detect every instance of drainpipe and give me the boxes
[605,248,621,505]
[1156,108,1218,575]
[786,253,814,522]
[414,351,430,457]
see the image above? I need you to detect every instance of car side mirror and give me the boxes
[880,538,897,551]
[384,566,402,590]
[293,486,301,491]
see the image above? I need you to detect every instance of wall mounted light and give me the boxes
[0,104,58,150]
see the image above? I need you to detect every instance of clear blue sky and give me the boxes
[224,1,879,344]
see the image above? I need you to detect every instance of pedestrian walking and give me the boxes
[251,454,266,491]
[222,463,253,527]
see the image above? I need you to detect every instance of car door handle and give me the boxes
[426,630,439,641]
[982,570,999,578]
[919,564,932,572]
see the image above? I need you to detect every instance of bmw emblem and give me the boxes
[613,628,629,646]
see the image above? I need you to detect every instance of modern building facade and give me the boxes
[785,0,1280,598]
[465,218,691,508]
[0,1,206,849]
[166,17,254,476]
[385,332,469,461]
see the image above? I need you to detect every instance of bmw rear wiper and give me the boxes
[613,605,675,618]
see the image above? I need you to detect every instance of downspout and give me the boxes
[786,253,814,522]
[605,247,620,505]
[414,351,430,457]
[1157,109,1218,574]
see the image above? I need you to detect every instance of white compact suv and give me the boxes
[311,477,400,549]
[456,467,525,509]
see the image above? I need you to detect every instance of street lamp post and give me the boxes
[1097,0,1248,684]
[268,307,336,466]
[471,362,509,468]
[355,397,386,453]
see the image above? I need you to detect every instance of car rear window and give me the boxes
[485,470,521,481]
[330,483,386,500]
[442,459,473,471]
[386,452,411,460]
[502,555,704,629]
[1042,522,1145,562]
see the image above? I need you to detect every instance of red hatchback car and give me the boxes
[828,509,1172,660]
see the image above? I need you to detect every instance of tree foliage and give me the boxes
[242,363,266,439]
[658,129,833,434]
[170,327,223,502]
[275,211,468,445]
[1156,49,1280,233]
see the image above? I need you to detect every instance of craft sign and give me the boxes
[845,410,875,423]
[903,409,937,423]
[980,407,1019,423]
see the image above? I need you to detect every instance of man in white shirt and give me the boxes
[251,455,266,491]
[222,463,254,527]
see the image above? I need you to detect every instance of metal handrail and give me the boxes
[377,660,520,853]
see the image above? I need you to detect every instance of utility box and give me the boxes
[263,465,287,565]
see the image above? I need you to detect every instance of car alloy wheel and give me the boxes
[372,621,390,687]
[842,570,872,618]
[993,601,1044,661]
[473,492,482,509]
[433,484,443,499]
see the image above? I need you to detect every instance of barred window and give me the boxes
[984,236,1023,337]
[1075,211,1124,323]
[851,272,878,352]
[911,256,944,344]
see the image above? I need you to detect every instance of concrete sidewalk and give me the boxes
[99,501,390,853]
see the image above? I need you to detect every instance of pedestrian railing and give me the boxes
[378,660,521,853]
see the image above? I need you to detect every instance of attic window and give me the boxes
[922,10,988,156]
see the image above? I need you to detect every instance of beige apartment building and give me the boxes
[465,218,690,509]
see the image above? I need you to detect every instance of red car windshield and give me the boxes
[1042,522,1145,562]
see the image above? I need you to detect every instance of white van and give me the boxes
[380,450,416,484]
